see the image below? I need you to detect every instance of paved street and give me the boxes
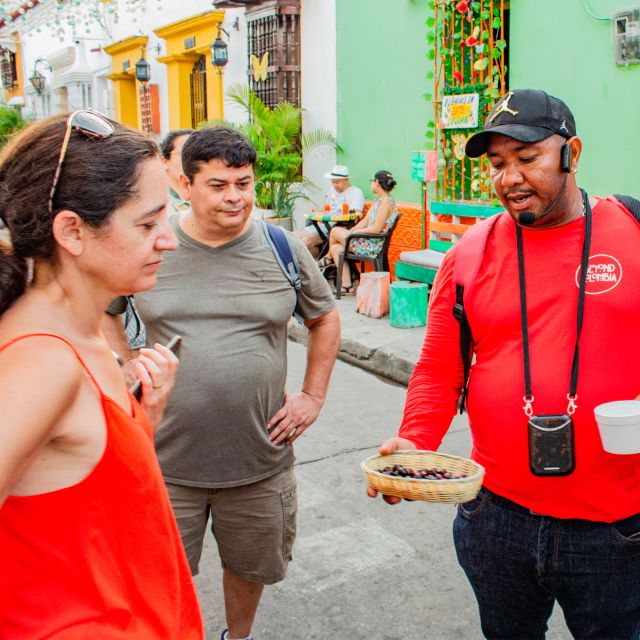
[194,341,572,640]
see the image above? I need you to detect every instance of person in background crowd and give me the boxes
[368,89,640,638]
[161,128,194,213]
[293,164,365,257]
[0,112,203,638]
[100,130,195,374]
[109,126,340,640]
[324,169,398,295]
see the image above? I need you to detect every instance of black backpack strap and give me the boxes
[614,194,640,223]
[450,214,503,414]
[261,221,303,323]
[261,221,302,291]
[452,283,472,413]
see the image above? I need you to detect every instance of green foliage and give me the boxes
[209,84,336,217]
[0,106,26,147]
[430,1,508,203]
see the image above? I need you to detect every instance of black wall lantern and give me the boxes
[29,69,45,94]
[29,58,51,94]
[211,28,229,72]
[135,49,151,83]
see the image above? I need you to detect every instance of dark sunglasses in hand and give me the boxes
[48,110,115,215]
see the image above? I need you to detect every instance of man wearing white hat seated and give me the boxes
[293,164,365,256]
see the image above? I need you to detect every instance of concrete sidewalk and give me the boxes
[289,295,425,386]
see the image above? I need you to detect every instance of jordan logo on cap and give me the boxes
[560,120,569,134]
[489,91,519,123]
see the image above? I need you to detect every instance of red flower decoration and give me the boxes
[465,35,478,46]
[453,71,463,84]
[459,40,466,47]
[455,0,469,14]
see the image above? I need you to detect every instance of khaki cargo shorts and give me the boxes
[166,465,297,584]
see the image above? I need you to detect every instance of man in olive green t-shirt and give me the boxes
[128,127,340,640]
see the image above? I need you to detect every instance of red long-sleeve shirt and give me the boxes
[400,197,640,521]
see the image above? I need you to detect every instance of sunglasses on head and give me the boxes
[48,110,115,215]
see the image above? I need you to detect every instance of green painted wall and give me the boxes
[509,0,639,198]
[336,0,433,204]
[337,0,640,202]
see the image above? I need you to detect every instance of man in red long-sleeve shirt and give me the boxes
[368,89,640,639]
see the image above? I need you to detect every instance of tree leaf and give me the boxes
[492,17,502,29]
[495,39,507,51]
[210,84,336,213]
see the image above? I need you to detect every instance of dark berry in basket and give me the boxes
[379,464,466,480]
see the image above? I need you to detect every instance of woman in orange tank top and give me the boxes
[0,113,203,638]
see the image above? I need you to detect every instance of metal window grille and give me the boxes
[140,83,153,133]
[246,1,300,108]
[0,49,17,89]
[190,55,208,128]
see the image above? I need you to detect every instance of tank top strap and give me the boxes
[0,333,102,394]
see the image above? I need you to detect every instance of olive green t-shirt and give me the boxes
[134,216,335,487]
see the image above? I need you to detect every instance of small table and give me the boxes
[304,211,361,257]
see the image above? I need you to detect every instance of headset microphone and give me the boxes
[517,173,569,226]
[518,211,537,226]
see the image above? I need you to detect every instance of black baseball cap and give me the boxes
[465,89,576,158]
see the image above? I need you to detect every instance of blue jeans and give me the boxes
[453,487,640,639]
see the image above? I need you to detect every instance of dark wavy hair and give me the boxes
[159,128,194,160]
[181,126,257,182]
[374,170,397,193]
[0,113,159,315]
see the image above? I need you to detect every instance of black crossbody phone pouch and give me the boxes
[517,189,592,476]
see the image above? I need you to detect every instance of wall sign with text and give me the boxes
[441,93,479,129]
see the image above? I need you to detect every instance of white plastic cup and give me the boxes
[594,400,640,455]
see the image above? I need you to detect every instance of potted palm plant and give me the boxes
[214,84,336,230]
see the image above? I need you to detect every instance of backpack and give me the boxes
[452,194,640,413]
[260,220,302,321]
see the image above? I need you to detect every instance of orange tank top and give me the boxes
[0,334,203,639]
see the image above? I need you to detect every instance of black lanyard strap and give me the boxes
[516,189,592,416]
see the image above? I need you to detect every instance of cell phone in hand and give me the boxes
[130,335,182,401]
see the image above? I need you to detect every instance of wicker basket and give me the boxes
[361,450,485,503]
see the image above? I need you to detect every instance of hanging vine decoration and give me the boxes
[0,0,164,42]
[425,0,507,204]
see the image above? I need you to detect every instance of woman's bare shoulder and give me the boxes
[0,333,85,407]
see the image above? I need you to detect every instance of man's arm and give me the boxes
[267,307,340,445]
[349,187,366,213]
[100,311,136,365]
[367,253,465,503]
[101,308,179,431]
